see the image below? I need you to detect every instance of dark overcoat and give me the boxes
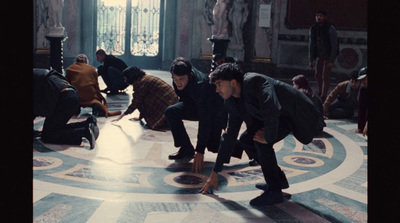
[214,73,325,172]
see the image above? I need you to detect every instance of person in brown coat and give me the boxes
[66,54,121,117]
[323,71,360,119]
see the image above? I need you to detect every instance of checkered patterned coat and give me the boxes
[125,75,178,129]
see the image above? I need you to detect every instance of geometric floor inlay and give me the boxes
[33,70,368,223]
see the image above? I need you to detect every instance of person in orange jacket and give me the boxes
[66,54,121,117]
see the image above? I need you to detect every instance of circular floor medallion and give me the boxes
[164,172,209,188]
[283,155,324,167]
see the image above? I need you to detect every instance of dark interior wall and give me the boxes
[286,0,367,31]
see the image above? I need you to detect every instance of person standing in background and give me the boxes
[308,9,339,101]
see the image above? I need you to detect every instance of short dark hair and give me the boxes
[95,49,106,56]
[209,63,244,84]
[122,66,146,84]
[315,9,327,16]
[170,57,193,76]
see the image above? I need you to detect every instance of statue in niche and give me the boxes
[211,0,229,39]
[47,0,65,37]
[226,0,248,61]
[36,0,50,48]
[204,0,217,26]
[228,0,248,46]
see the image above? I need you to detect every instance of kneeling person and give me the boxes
[112,66,179,130]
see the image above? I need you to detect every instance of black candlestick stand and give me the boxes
[45,36,67,74]
[208,38,230,72]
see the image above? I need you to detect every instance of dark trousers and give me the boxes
[239,118,291,191]
[165,102,198,151]
[98,65,128,92]
[41,90,87,145]
[315,57,332,100]
[164,102,224,153]
[327,98,355,119]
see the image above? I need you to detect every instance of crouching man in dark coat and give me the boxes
[33,68,98,149]
[165,57,227,173]
[200,63,325,206]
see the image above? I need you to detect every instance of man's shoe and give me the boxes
[86,115,99,140]
[168,150,195,160]
[86,114,97,125]
[83,127,96,150]
[250,190,284,206]
[89,123,100,140]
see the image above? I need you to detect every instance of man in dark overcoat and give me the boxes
[200,63,325,206]
[33,68,98,149]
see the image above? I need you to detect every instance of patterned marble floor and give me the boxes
[33,70,368,223]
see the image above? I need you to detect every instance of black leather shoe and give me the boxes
[168,150,195,160]
[250,190,284,206]
[83,127,96,150]
[86,115,99,140]
[89,123,99,140]
[86,114,97,125]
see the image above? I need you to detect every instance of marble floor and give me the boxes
[33,70,368,223]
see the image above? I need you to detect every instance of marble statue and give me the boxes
[204,0,217,26]
[211,0,229,39]
[47,0,65,37]
[228,0,248,46]
[226,0,248,61]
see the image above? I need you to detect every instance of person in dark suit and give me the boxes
[165,57,227,173]
[33,68,98,149]
[96,49,129,94]
[200,63,325,206]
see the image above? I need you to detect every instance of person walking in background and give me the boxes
[96,49,129,94]
[66,54,121,117]
[112,66,179,131]
[308,9,339,101]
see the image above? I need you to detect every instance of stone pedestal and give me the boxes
[227,43,245,62]
[45,36,67,74]
[208,38,230,72]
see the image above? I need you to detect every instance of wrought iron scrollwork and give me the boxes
[96,0,160,57]
[130,0,160,57]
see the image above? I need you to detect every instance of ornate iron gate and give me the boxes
[96,0,163,68]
